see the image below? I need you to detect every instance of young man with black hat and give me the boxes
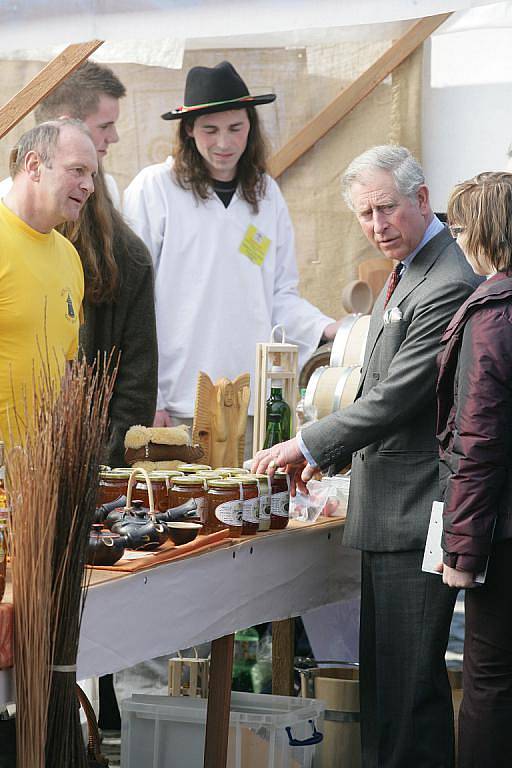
[124,61,340,430]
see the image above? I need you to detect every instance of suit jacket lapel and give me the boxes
[359,227,452,383]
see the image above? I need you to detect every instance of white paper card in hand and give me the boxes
[422,500,487,584]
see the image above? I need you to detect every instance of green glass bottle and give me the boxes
[232,627,259,692]
[263,412,283,449]
[266,371,291,441]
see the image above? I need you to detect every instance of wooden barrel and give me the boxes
[300,665,361,768]
[304,365,361,420]
[330,314,370,368]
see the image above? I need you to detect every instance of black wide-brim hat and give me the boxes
[161,60,276,121]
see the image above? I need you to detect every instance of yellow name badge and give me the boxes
[239,225,271,266]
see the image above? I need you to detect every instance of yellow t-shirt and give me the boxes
[0,202,84,446]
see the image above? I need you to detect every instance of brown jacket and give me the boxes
[437,272,512,571]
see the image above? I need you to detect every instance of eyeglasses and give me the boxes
[448,225,465,239]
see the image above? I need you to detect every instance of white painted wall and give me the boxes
[423,2,512,211]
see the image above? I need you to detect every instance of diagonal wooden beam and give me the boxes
[268,13,452,179]
[0,39,104,141]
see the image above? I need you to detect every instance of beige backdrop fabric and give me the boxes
[0,44,421,320]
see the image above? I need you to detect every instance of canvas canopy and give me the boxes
[0,0,502,67]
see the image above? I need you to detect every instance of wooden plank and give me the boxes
[268,13,452,178]
[272,618,295,696]
[204,633,234,768]
[0,39,104,141]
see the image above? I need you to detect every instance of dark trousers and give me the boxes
[360,550,457,768]
[458,539,512,768]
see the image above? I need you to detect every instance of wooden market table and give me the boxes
[0,517,360,767]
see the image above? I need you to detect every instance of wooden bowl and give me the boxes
[166,521,203,545]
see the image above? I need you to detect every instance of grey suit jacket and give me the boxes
[302,228,481,551]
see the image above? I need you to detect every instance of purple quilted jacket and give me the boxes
[436,272,512,572]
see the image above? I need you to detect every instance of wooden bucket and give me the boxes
[304,365,361,420]
[300,665,360,768]
[330,314,370,368]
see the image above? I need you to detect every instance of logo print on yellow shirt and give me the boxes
[62,288,76,322]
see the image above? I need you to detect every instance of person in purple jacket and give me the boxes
[437,171,512,768]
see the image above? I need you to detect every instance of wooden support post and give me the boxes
[268,13,452,178]
[0,39,103,140]
[272,618,295,696]
[204,633,234,768]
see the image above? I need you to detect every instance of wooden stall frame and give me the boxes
[0,40,103,140]
[268,13,452,179]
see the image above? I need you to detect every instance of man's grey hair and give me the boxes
[341,145,425,210]
[9,118,91,179]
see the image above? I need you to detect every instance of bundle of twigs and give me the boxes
[7,356,115,768]
[8,392,60,768]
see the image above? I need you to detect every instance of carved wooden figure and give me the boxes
[193,373,250,469]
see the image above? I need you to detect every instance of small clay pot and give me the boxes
[166,521,202,546]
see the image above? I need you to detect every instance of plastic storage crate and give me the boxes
[121,691,325,768]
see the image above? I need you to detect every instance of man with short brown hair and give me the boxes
[0,120,96,444]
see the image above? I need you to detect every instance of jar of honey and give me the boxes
[235,476,259,536]
[175,463,212,474]
[98,470,132,506]
[195,470,223,481]
[169,475,207,523]
[269,471,290,530]
[254,475,271,532]
[216,467,249,477]
[148,471,183,512]
[206,479,243,536]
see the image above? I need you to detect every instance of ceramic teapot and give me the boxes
[87,523,126,566]
[110,468,167,550]
[156,497,199,524]
[95,494,127,525]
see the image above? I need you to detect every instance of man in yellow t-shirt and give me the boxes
[0,119,97,445]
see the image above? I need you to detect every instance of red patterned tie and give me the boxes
[383,263,403,308]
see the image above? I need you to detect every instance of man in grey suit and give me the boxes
[253,145,481,767]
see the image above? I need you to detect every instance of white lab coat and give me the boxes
[123,159,332,417]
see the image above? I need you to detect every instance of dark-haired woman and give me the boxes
[123,61,339,429]
[437,171,512,767]
[60,167,158,467]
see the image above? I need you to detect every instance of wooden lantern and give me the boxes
[253,326,299,457]
[168,651,210,698]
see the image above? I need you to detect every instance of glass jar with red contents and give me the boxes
[97,470,132,506]
[206,479,243,536]
[235,476,259,536]
[270,471,290,530]
[169,475,207,523]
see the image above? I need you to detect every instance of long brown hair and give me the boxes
[58,166,119,304]
[172,106,268,212]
